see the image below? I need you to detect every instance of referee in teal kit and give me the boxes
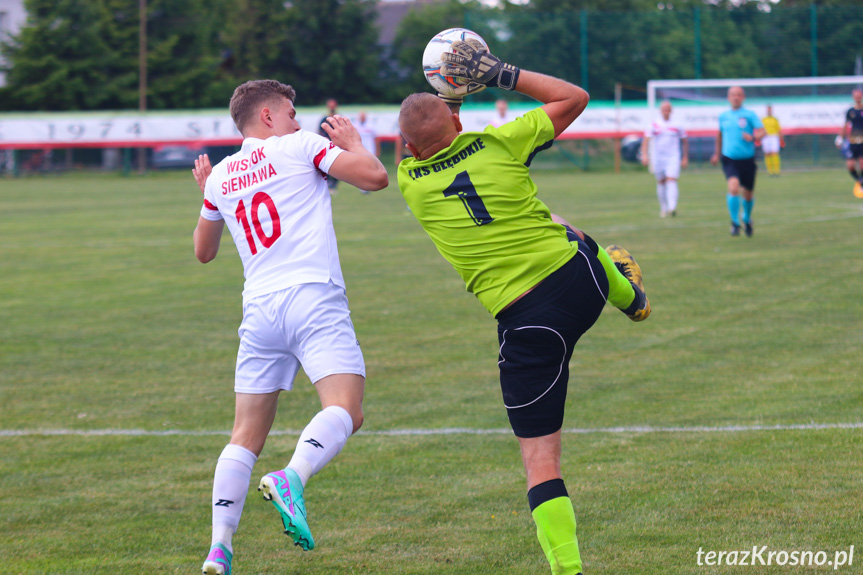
[710,86,765,237]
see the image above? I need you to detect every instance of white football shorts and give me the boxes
[653,156,681,181]
[762,135,780,155]
[234,281,365,394]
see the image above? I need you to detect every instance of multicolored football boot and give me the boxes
[202,543,232,575]
[258,468,315,550]
[605,244,651,322]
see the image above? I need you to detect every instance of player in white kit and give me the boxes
[193,80,388,575]
[641,101,688,217]
[354,111,379,194]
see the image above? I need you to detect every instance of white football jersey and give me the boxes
[489,112,518,128]
[200,131,345,301]
[355,121,377,156]
[645,118,687,160]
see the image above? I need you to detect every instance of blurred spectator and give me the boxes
[318,98,339,192]
[356,111,379,158]
[489,99,516,128]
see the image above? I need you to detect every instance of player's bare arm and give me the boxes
[191,153,222,263]
[323,115,389,191]
[438,41,587,138]
[327,153,388,192]
[745,127,766,142]
[194,217,224,263]
[681,137,689,168]
[514,71,589,138]
[711,131,722,165]
[640,137,650,166]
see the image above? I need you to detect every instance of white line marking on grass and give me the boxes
[1,422,862,438]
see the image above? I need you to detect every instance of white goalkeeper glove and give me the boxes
[436,93,464,108]
[440,39,521,97]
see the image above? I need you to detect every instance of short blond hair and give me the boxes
[229,80,296,134]
[399,93,450,149]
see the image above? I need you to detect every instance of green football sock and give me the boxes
[532,496,583,575]
[595,244,635,310]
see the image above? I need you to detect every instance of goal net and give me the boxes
[646,75,863,168]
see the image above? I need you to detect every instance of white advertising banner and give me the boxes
[0,101,849,149]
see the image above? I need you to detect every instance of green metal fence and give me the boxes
[466,4,863,102]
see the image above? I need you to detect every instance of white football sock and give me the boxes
[211,443,257,552]
[666,180,679,212]
[656,182,667,213]
[287,405,353,487]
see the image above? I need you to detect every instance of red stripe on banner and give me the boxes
[203,199,218,211]
[0,138,244,150]
[0,128,842,150]
[554,127,844,140]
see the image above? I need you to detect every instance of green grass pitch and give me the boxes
[1,167,862,574]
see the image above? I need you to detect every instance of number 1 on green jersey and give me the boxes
[442,171,494,226]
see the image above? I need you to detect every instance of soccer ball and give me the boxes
[422,28,489,97]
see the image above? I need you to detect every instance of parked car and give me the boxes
[621,135,644,163]
[151,145,203,169]
[150,144,240,170]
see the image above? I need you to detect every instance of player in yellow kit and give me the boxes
[761,105,784,176]
[398,40,650,575]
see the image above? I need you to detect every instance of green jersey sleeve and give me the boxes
[397,108,576,317]
[491,107,556,164]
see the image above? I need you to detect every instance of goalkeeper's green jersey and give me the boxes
[397,108,576,317]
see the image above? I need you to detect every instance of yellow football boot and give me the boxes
[605,245,651,322]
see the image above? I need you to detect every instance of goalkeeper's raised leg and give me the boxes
[399,34,655,575]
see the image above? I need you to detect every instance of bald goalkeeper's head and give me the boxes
[399,93,463,161]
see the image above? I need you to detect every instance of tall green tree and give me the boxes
[95,0,141,109]
[215,0,382,105]
[387,0,493,101]
[490,7,697,99]
[215,0,290,83]
[0,0,233,110]
[0,0,121,110]
[146,0,231,109]
[816,4,863,76]
[281,0,382,104]
[525,0,667,11]
[584,9,696,93]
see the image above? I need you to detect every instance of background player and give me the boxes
[192,80,388,575]
[641,100,688,217]
[398,41,650,575]
[710,86,765,237]
[355,111,379,158]
[354,111,379,194]
[838,88,863,194]
[317,97,341,192]
[761,104,784,177]
[490,98,516,127]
